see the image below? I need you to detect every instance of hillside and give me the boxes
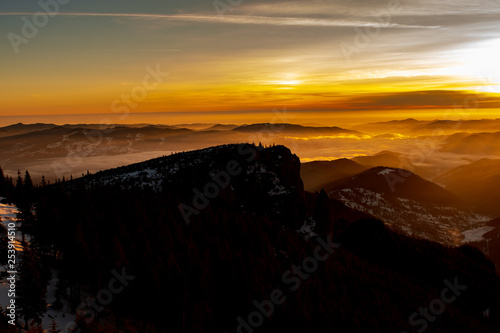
[1,144,500,332]
[436,158,500,216]
[301,159,368,192]
[354,118,500,135]
[351,151,431,179]
[322,167,490,244]
[325,167,461,207]
[440,132,500,156]
[301,151,431,193]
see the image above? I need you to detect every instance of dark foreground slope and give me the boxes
[3,144,500,333]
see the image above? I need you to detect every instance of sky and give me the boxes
[1,0,500,125]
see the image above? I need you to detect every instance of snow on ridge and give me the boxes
[461,226,496,243]
[84,144,292,192]
[91,167,165,191]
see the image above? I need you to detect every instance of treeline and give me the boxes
[0,167,53,331]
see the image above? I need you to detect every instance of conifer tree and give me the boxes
[24,170,34,191]
[15,170,23,201]
[0,166,6,186]
[23,170,35,204]
[15,170,23,188]
[0,166,6,195]
[17,244,47,329]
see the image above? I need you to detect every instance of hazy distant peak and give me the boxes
[392,118,419,123]
[204,124,239,131]
[232,123,355,133]
[374,150,402,156]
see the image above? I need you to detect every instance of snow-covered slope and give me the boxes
[323,168,492,245]
[0,199,75,331]
[330,188,490,245]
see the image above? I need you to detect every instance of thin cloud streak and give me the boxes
[99,49,181,52]
[0,12,442,29]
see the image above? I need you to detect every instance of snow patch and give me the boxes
[0,199,75,331]
[329,188,491,246]
[298,218,317,240]
[462,226,496,243]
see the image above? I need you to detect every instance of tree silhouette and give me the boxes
[17,244,47,329]
[0,166,6,195]
[14,170,23,202]
[24,171,34,191]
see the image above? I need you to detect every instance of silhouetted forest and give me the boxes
[1,144,499,332]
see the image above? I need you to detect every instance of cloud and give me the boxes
[0,11,441,28]
[240,0,500,17]
[339,90,500,110]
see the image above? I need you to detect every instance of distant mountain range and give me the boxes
[0,122,58,138]
[0,122,364,181]
[2,120,500,187]
[354,118,500,135]
[232,123,360,135]
[440,131,500,156]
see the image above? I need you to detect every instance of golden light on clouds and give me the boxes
[1,1,500,122]
[266,73,303,88]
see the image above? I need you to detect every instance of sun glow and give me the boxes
[267,73,303,87]
[455,39,500,93]
[270,80,302,86]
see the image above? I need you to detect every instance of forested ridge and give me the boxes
[1,144,499,332]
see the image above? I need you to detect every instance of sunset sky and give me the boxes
[1,0,500,125]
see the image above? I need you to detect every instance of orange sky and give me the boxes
[1,1,500,124]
